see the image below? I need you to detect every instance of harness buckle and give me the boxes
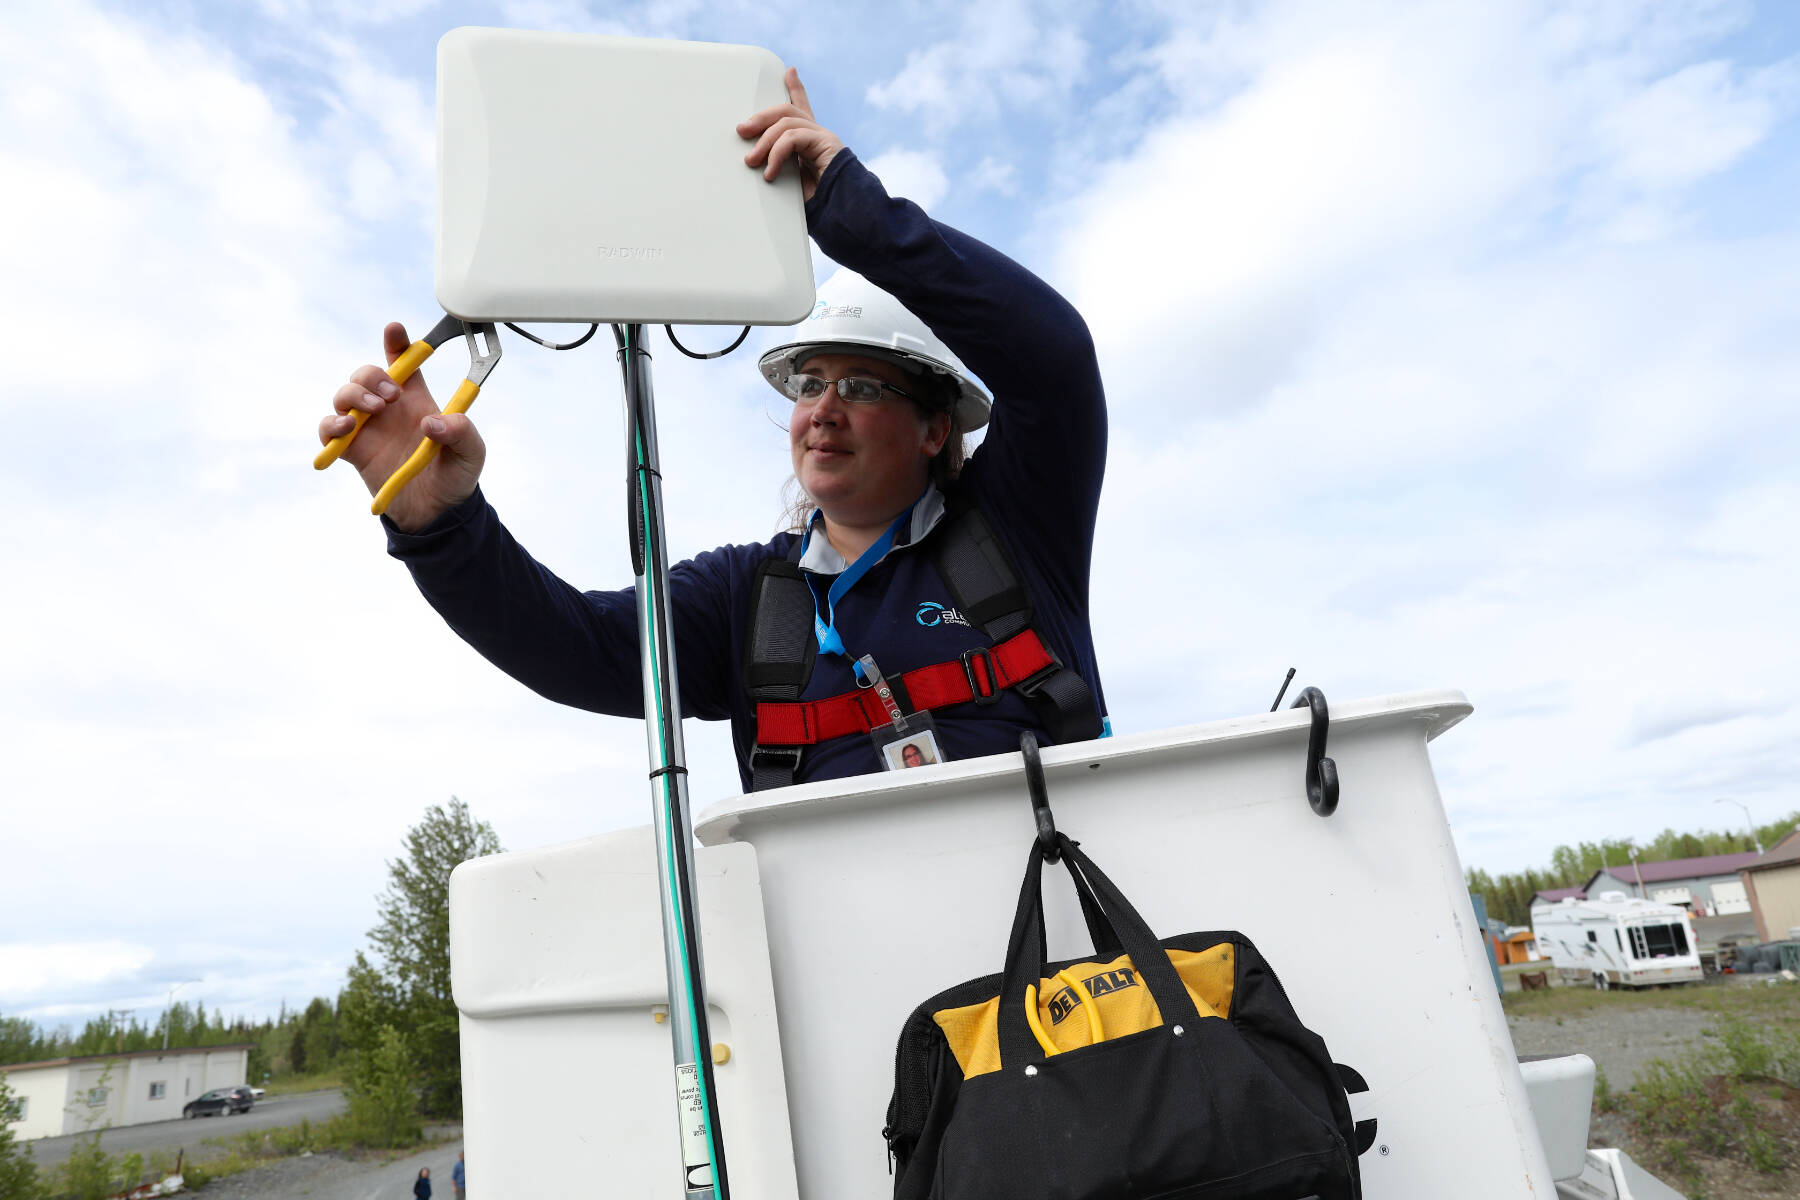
[960,646,1003,706]
[1013,646,1065,700]
[748,743,803,776]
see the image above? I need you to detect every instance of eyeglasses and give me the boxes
[783,373,916,405]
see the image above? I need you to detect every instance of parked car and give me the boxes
[183,1087,253,1118]
[249,1086,267,1100]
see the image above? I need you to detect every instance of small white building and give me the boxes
[1,1044,252,1140]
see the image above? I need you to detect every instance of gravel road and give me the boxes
[27,1089,347,1173]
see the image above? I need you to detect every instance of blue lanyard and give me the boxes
[802,504,915,682]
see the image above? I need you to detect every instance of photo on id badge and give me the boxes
[880,729,943,770]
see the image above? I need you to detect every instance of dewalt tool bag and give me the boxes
[884,833,1360,1200]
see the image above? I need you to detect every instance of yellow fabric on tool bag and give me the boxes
[933,943,1236,1079]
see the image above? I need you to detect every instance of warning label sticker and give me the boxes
[676,1062,713,1190]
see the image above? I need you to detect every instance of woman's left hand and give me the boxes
[739,67,844,202]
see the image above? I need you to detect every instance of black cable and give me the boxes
[664,324,751,360]
[505,321,599,350]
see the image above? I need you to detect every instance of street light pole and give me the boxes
[1714,798,1764,855]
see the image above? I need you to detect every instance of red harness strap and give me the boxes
[755,629,1058,746]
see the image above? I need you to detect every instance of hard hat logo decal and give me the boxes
[809,303,863,321]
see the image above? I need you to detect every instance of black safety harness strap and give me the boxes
[745,498,1101,790]
[930,497,1102,745]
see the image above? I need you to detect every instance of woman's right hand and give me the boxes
[320,321,486,532]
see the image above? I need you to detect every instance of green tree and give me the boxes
[1467,808,1800,928]
[359,797,501,1118]
[297,996,339,1071]
[0,1072,43,1200]
[0,1016,45,1067]
[289,1026,309,1076]
[343,1025,422,1148]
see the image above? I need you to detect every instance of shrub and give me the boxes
[343,1025,422,1148]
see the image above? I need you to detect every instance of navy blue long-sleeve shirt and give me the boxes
[385,151,1107,791]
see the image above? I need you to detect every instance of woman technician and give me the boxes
[318,70,1109,791]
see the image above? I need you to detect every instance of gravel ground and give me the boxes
[185,1150,366,1199]
[1507,1001,1717,1089]
[188,1134,462,1200]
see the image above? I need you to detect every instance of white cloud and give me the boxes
[864,0,1087,130]
[862,148,950,210]
[970,155,1019,196]
[1043,0,1800,873]
[0,943,154,1002]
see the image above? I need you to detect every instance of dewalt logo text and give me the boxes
[1047,967,1138,1024]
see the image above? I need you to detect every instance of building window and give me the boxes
[87,1087,109,1106]
[149,1082,167,1100]
[2,1096,24,1122]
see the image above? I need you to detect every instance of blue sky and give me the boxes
[2,0,1797,1031]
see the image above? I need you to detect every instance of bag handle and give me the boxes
[996,834,1204,1067]
[1043,846,1121,965]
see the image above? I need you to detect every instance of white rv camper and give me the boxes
[1530,892,1703,989]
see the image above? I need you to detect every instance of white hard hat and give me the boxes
[759,269,992,430]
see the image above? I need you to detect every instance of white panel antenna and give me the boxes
[436,28,816,325]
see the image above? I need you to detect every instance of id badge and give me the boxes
[857,653,945,771]
[872,712,943,771]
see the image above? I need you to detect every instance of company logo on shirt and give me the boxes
[916,601,972,629]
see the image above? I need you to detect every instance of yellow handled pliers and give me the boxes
[314,315,502,515]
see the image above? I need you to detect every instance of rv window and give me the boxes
[1614,931,1622,951]
[1629,927,1649,959]
[1587,931,1597,943]
[1641,923,1685,958]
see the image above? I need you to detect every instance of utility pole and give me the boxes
[1714,798,1764,855]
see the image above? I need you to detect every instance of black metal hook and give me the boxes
[1291,687,1340,817]
[1020,732,1061,861]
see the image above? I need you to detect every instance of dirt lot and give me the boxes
[1504,979,1800,1199]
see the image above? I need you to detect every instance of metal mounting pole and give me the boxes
[614,323,729,1199]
